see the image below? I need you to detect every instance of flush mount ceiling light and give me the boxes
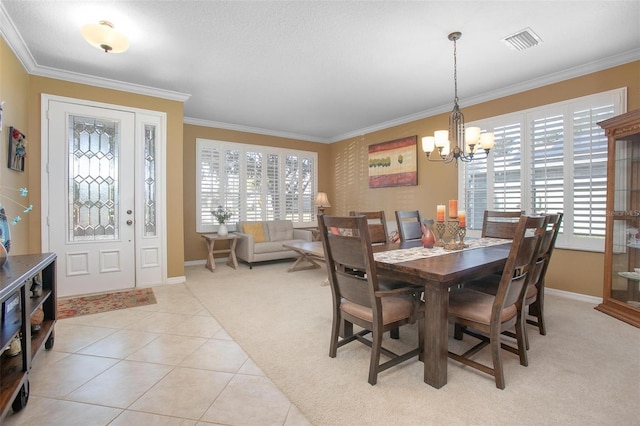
[81,20,129,53]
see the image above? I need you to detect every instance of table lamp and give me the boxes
[314,192,331,214]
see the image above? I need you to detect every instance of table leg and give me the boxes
[423,285,449,388]
[227,238,239,269]
[287,251,321,272]
[205,240,216,272]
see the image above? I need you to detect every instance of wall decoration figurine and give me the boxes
[8,127,27,172]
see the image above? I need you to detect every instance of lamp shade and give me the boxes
[314,192,331,208]
[81,20,129,53]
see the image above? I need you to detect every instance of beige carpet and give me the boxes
[185,261,639,425]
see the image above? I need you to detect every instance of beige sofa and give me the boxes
[235,220,313,268]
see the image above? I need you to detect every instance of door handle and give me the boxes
[126,220,133,225]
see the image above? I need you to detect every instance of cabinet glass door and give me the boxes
[612,137,640,309]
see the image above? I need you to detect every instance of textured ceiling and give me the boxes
[1,1,639,142]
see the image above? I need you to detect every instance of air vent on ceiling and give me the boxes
[501,27,542,51]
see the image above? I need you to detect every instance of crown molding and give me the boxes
[31,65,191,102]
[183,117,331,144]
[330,48,640,143]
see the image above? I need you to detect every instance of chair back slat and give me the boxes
[335,271,372,307]
[350,211,388,244]
[482,210,524,239]
[395,210,424,242]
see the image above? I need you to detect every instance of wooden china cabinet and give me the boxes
[598,109,640,327]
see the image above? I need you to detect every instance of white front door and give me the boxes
[47,101,136,297]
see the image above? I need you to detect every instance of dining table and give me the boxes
[373,238,511,389]
[298,237,512,389]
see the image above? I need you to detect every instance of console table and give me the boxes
[200,233,239,272]
[0,253,57,420]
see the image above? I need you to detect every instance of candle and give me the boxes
[449,200,458,218]
[436,205,445,222]
[458,210,466,228]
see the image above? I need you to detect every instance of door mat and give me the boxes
[58,288,157,319]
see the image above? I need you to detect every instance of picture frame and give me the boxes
[8,126,27,172]
[368,135,418,188]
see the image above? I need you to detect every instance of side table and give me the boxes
[200,233,239,272]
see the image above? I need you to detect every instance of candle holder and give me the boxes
[434,221,446,247]
[445,220,460,250]
[457,226,468,249]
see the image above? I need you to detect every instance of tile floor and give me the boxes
[4,283,311,425]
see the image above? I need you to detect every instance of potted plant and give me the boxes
[211,205,232,236]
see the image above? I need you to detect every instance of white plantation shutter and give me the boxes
[198,145,221,227]
[492,123,522,211]
[462,154,487,231]
[285,155,300,221]
[224,150,241,225]
[267,154,280,220]
[572,105,613,238]
[530,114,564,216]
[460,88,624,251]
[301,157,315,222]
[196,139,317,232]
[245,151,263,222]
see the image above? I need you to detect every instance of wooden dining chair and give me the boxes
[395,210,424,242]
[349,211,389,244]
[447,215,547,389]
[482,210,525,239]
[525,213,563,336]
[464,213,563,345]
[318,214,424,385]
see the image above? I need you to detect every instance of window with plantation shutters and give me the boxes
[459,88,625,251]
[196,139,317,232]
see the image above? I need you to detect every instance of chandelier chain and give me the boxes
[453,35,458,104]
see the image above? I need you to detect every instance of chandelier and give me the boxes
[422,32,494,164]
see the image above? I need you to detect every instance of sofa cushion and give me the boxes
[253,240,289,254]
[243,222,267,243]
[267,220,294,241]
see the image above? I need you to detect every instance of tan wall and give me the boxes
[0,38,31,254]
[182,124,331,262]
[329,61,640,298]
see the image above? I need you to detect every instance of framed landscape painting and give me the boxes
[368,135,418,188]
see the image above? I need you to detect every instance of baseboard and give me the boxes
[546,287,602,304]
[185,259,207,267]
[166,275,186,284]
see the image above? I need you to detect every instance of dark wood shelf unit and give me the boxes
[0,253,57,421]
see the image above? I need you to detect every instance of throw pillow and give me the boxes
[243,223,267,243]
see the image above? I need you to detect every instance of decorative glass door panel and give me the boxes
[70,116,119,241]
